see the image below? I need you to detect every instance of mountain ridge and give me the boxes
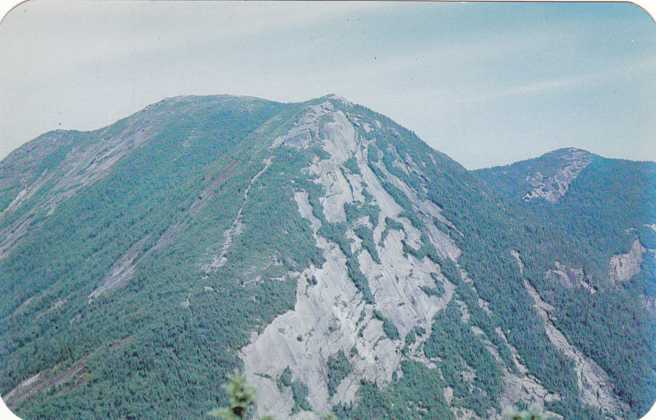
[0,94,653,419]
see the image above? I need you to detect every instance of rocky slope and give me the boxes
[477,148,656,416]
[0,95,653,419]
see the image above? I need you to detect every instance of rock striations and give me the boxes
[0,95,653,420]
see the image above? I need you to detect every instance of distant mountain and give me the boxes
[476,148,595,203]
[476,148,656,415]
[0,95,653,419]
[476,147,656,283]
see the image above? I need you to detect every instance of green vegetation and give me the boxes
[503,406,547,420]
[0,97,322,419]
[344,198,380,229]
[326,351,352,397]
[343,156,360,175]
[290,379,311,414]
[373,310,400,341]
[353,225,380,263]
[336,361,453,419]
[477,150,656,415]
[380,216,404,245]
[0,95,652,419]
[276,367,292,390]
[420,285,442,298]
[275,368,316,414]
[345,103,638,418]
[211,368,546,420]
[301,172,377,304]
[423,302,502,416]
[208,372,258,420]
[424,273,446,298]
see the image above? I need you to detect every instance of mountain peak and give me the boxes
[523,150,593,203]
[0,94,652,419]
[475,147,596,204]
[541,147,593,160]
[321,93,352,104]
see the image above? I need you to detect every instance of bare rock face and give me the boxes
[88,237,150,301]
[546,261,595,293]
[495,327,562,419]
[609,239,645,283]
[2,95,651,420]
[523,148,592,203]
[0,109,162,260]
[2,336,131,410]
[239,101,642,419]
[240,100,458,419]
[511,251,627,415]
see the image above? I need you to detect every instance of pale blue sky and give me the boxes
[0,1,654,168]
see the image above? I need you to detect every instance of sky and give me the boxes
[0,1,654,169]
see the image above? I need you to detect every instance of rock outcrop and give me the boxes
[609,239,645,283]
[522,148,592,203]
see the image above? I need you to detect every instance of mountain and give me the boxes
[0,95,653,420]
[476,149,656,414]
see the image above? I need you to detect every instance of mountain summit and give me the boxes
[476,148,595,204]
[0,95,654,419]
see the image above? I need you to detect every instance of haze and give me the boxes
[0,1,654,168]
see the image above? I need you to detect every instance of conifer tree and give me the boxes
[209,371,258,420]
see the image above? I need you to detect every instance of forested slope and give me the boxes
[0,95,653,419]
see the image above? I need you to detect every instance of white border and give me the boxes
[0,0,654,419]
[0,397,19,420]
[2,0,654,29]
